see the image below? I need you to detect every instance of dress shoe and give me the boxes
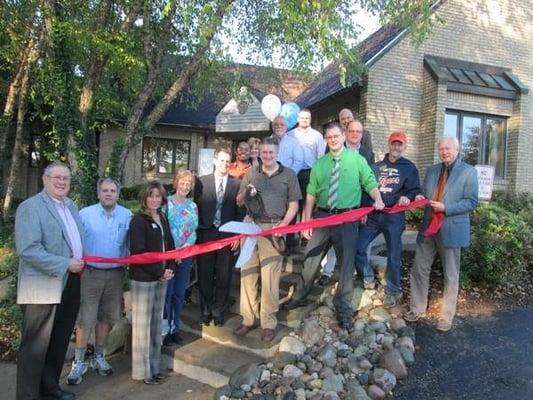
[153,373,167,382]
[213,315,225,327]
[41,388,76,400]
[282,298,308,310]
[200,314,212,326]
[261,328,276,342]
[133,378,160,385]
[163,331,183,346]
[233,323,257,337]
[317,274,331,286]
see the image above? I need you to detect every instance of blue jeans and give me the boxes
[355,212,405,296]
[163,258,192,334]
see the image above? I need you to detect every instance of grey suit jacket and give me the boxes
[417,160,479,248]
[15,191,84,304]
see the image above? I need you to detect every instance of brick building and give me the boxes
[298,0,531,193]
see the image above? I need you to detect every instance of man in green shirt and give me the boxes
[285,122,384,332]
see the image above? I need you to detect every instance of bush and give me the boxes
[461,203,532,287]
[492,190,533,214]
[405,207,424,229]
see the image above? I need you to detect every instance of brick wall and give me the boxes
[363,0,532,192]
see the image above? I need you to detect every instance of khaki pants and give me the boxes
[409,234,461,323]
[240,225,283,330]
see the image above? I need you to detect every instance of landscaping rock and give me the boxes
[398,346,415,366]
[322,374,344,393]
[369,307,392,322]
[300,318,325,347]
[283,365,304,379]
[279,336,307,356]
[378,349,408,379]
[273,352,297,370]
[396,336,415,353]
[367,384,386,400]
[229,363,262,388]
[372,368,397,393]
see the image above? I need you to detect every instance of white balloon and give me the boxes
[261,94,282,121]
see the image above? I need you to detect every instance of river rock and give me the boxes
[352,287,375,310]
[323,392,341,400]
[229,363,262,388]
[373,368,397,393]
[300,318,325,347]
[317,305,335,316]
[396,336,415,353]
[369,307,392,322]
[273,352,297,370]
[398,346,415,366]
[322,374,344,392]
[381,335,395,350]
[283,365,304,379]
[378,349,408,379]
[396,326,415,340]
[367,384,386,400]
[280,336,307,356]
[389,318,407,331]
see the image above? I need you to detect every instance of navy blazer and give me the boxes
[417,159,479,248]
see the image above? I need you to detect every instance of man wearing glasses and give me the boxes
[15,161,85,400]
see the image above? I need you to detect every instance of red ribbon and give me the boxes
[423,212,444,237]
[83,198,430,265]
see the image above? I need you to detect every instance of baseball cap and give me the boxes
[388,131,407,144]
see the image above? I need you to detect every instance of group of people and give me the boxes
[14,107,478,400]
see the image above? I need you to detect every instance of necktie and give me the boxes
[328,157,340,209]
[433,165,449,201]
[214,179,224,227]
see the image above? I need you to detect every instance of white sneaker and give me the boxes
[67,360,88,385]
[91,355,114,376]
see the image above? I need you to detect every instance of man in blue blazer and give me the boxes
[15,161,85,400]
[405,137,478,332]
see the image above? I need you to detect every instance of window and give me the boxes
[444,111,507,178]
[142,137,191,174]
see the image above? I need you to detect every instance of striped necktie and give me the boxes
[328,157,340,209]
[214,179,224,228]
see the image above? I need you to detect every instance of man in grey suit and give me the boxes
[405,137,478,332]
[15,161,85,400]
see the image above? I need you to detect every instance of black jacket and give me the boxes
[129,212,175,282]
[194,173,242,230]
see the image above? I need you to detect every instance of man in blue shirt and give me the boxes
[271,115,304,174]
[67,178,132,385]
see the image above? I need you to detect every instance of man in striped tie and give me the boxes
[284,122,384,332]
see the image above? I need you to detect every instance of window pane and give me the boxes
[461,116,481,166]
[142,138,157,173]
[485,118,506,178]
[174,140,190,170]
[157,139,175,173]
[444,113,458,137]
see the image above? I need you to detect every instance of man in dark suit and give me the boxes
[194,147,241,326]
[15,161,85,400]
[405,136,478,332]
[345,120,375,165]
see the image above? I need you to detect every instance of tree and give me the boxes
[0,0,439,211]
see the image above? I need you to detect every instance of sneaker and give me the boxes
[384,293,402,308]
[67,360,88,385]
[91,354,114,376]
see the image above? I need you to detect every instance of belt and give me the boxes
[86,264,123,272]
[317,207,357,214]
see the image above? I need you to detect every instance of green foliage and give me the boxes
[492,190,533,214]
[405,207,424,228]
[461,203,532,287]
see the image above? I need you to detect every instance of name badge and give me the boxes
[152,223,158,229]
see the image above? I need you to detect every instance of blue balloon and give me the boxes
[280,102,300,129]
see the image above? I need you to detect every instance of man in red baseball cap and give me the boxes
[354,131,420,307]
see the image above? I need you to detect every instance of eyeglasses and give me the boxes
[47,175,71,182]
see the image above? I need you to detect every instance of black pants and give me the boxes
[196,228,233,318]
[17,272,80,400]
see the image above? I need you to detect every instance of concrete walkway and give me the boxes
[394,308,533,400]
[1,353,215,400]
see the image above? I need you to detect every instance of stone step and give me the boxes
[179,303,293,358]
[161,335,263,389]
